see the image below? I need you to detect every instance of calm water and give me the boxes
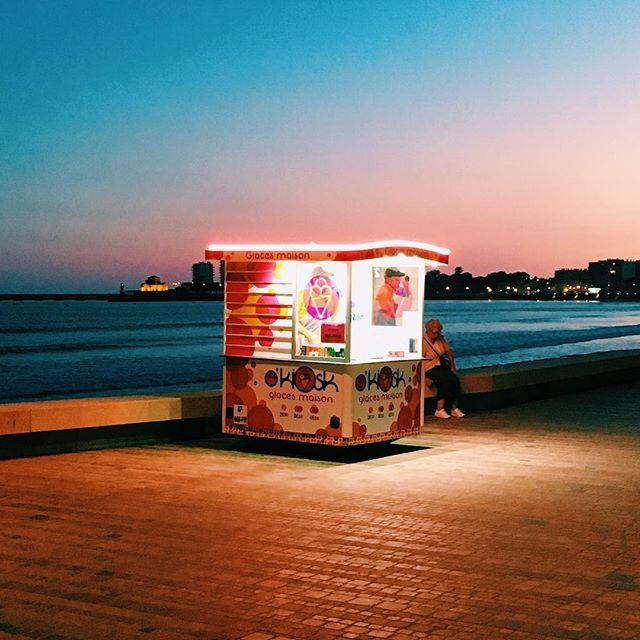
[1,300,640,403]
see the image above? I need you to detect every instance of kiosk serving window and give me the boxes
[371,265,419,326]
[294,262,348,360]
[349,260,424,362]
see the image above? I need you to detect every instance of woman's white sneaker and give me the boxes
[450,408,465,418]
[434,409,451,419]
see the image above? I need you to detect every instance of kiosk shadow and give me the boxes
[185,436,429,464]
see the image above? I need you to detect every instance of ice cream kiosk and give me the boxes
[205,241,450,445]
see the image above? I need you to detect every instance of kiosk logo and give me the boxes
[355,366,406,392]
[264,366,339,393]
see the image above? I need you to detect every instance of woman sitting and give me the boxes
[423,318,465,419]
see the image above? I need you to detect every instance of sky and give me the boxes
[1,0,639,292]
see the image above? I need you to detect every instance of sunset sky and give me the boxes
[1,1,639,292]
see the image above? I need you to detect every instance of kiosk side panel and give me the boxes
[350,360,423,443]
[223,358,350,444]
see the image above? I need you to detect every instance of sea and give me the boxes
[1,300,640,404]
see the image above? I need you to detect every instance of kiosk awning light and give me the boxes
[205,240,450,265]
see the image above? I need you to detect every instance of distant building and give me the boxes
[140,275,168,292]
[192,261,214,288]
[588,259,638,289]
[554,268,589,296]
[554,268,588,283]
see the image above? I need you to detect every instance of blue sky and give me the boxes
[1,1,639,291]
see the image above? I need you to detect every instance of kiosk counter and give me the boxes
[205,241,450,445]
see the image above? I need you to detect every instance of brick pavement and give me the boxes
[0,381,639,639]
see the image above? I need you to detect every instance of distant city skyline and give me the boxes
[116,255,640,296]
[2,1,640,292]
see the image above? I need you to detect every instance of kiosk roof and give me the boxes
[205,240,449,265]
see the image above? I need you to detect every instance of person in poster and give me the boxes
[373,267,414,326]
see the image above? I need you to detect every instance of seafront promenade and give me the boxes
[1,380,639,640]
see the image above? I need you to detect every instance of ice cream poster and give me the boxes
[296,263,348,353]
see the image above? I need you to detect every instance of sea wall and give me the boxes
[425,349,640,410]
[1,350,639,458]
[0,392,221,459]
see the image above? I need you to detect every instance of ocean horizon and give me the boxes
[1,299,640,404]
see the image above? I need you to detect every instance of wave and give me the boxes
[3,324,640,358]
[0,335,223,355]
[0,320,223,335]
[452,323,640,356]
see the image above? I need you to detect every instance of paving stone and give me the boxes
[0,381,639,639]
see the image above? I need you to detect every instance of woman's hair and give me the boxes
[426,318,442,331]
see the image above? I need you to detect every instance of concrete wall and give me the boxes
[1,350,638,457]
[0,392,221,458]
[425,349,640,410]
[0,391,221,436]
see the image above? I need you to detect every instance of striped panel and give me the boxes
[224,260,294,359]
